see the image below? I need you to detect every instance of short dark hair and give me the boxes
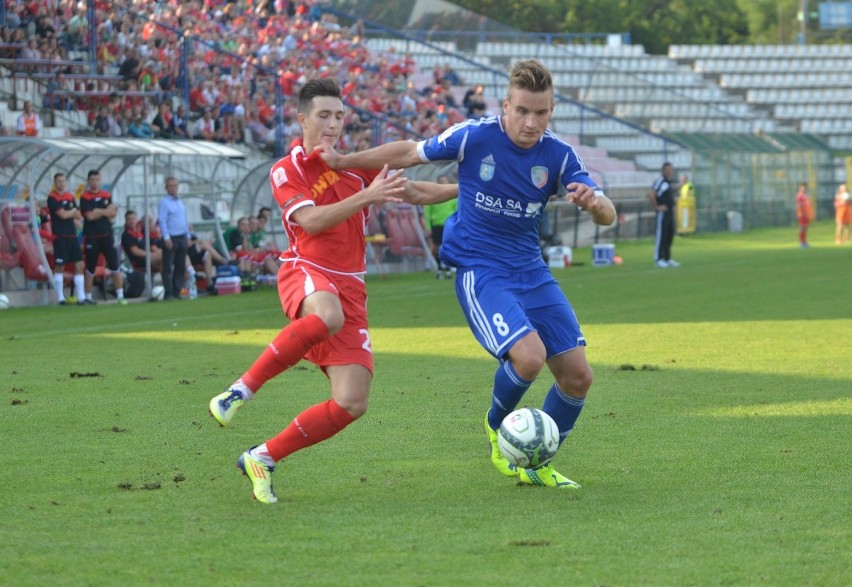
[87,169,99,179]
[125,210,136,220]
[257,206,271,219]
[298,78,341,114]
[53,172,65,181]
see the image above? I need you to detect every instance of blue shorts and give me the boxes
[454,266,586,360]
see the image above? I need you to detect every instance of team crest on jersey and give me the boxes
[531,166,548,188]
[272,167,287,187]
[479,154,496,181]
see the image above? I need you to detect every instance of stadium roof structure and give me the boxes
[0,137,245,176]
[665,132,831,154]
[0,137,247,304]
[1,137,245,200]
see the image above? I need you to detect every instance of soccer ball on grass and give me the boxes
[497,407,559,469]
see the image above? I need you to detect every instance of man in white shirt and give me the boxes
[191,107,216,141]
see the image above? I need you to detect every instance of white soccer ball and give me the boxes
[151,285,165,301]
[497,408,560,469]
[0,293,10,310]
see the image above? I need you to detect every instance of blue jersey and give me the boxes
[417,116,597,271]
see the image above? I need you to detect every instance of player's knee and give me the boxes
[560,367,593,398]
[509,337,547,380]
[315,306,345,335]
[338,398,367,419]
[511,352,546,381]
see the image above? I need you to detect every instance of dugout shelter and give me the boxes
[0,137,248,307]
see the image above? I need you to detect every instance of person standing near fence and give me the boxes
[833,183,850,245]
[423,174,457,279]
[47,173,86,305]
[157,176,190,300]
[649,162,680,268]
[795,182,814,248]
[80,170,126,304]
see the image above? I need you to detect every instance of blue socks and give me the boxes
[542,383,586,445]
[487,360,533,430]
[486,362,587,445]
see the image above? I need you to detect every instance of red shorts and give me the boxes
[277,262,373,373]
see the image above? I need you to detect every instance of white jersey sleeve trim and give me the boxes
[284,199,314,224]
[416,140,430,163]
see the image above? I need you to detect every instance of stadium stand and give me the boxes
[1,0,848,278]
[670,44,852,155]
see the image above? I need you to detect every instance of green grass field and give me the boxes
[1,222,850,586]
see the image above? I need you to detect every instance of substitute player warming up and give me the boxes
[319,60,616,489]
[208,79,408,504]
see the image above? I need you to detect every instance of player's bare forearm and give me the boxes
[294,193,389,235]
[293,165,406,234]
[588,195,616,225]
[318,141,422,171]
[402,180,458,205]
[567,182,616,226]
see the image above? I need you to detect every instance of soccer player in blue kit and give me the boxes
[320,59,615,489]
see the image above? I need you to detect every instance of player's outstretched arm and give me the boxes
[567,182,616,226]
[317,141,422,171]
[401,180,458,205]
[291,165,406,235]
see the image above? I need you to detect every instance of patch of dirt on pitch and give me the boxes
[617,364,661,371]
[509,540,550,547]
[70,371,103,378]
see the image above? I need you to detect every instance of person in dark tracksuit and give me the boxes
[649,162,680,268]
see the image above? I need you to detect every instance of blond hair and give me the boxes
[508,59,553,94]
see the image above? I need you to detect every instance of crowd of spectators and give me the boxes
[2,0,483,153]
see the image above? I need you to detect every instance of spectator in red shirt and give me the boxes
[189,80,208,114]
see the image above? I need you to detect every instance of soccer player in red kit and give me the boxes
[795,182,814,248]
[207,79,410,504]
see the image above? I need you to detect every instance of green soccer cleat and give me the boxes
[519,464,581,490]
[237,450,278,504]
[485,412,519,477]
[209,388,246,427]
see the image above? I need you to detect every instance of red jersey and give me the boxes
[796,192,814,223]
[270,139,378,274]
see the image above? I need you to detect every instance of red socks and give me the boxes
[239,314,357,462]
[241,313,329,392]
[265,400,355,461]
